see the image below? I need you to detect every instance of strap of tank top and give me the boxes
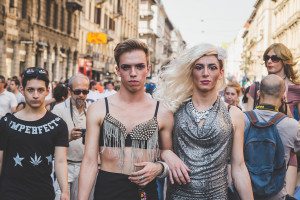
[104,97,109,114]
[227,104,231,112]
[154,101,160,117]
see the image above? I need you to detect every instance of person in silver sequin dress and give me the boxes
[154,43,254,200]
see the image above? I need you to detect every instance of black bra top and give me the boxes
[100,97,160,148]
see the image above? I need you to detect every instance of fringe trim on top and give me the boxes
[100,117,160,173]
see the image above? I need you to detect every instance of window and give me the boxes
[67,11,72,35]
[95,7,101,25]
[104,14,108,29]
[53,3,58,29]
[61,6,65,32]
[117,0,121,14]
[89,2,92,20]
[9,0,14,8]
[21,0,27,19]
[37,0,41,21]
[45,0,51,26]
[109,18,115,30]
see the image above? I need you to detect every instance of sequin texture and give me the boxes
[168,97,233,200]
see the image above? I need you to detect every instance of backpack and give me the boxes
[244,111,287,198]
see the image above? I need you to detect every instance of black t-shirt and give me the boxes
[0,111,69,200]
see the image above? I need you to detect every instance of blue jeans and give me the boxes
[156,178,165,200]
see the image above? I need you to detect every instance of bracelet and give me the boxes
[156,161,169,179]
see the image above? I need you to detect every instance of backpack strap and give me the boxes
[245,111,258,124]
[245,111,287,128]
[267,112,286,126]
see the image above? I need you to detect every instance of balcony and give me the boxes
[139,27,152,36]
[113,7,122,18]
[140,9,154,20]
[66,0,83,11]
[95,0,108,5]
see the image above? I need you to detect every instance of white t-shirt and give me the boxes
[86,90,103,106]
[103,89,117,98]
[15,92,25,103]
[0,90,18,118]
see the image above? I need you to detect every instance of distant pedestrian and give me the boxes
[48,83,69,111]
[52,73,90,200]
[244,74,300,200]
[86,80,102,105]
[224,81,242,110]
[103,81,117,97]
[245,43,300,196]
[9,78,25,103]
[0,75,17,119]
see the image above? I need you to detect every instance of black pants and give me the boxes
[94,170,158,200]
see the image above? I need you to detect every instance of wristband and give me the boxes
[156,161,169,179]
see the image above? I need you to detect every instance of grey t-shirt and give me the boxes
[244,109,300,200]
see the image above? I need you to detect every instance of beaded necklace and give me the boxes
[188,98,217,123]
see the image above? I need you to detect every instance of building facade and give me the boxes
[272,0,300,67]
[242,0,300,81]
[78,0,139,81]
[225,29,245,82]
[138,0,157,77]
[153,2,173,73]
[0,0,184,82]
[0,0,81,81]
[171,28,186,58]
[137,0,186,80]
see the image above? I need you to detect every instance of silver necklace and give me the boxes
[188,100,213,123]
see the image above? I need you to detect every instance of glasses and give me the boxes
[71,89,89,95]
[263,55,282,63]
[23,67,48,77]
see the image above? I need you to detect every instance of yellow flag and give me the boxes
[87,32,108,44]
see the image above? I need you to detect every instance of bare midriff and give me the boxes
[99,147,157,175]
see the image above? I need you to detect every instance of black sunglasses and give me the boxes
[263,55,282,63]
[23,67,48,77]
[71,89,89,95]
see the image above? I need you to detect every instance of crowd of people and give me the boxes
[0,38,300,200]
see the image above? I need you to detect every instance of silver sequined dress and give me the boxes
[168,97,233,200]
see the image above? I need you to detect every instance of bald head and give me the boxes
[68,73,89,89]
[260,74,285,99]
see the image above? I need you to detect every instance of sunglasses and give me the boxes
[71,89,89,95]
[23,67,48,77]
[263,55,282,63]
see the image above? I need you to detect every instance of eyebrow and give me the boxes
[195,63,217,66]
[26,87,46,89]
[120,63,146,67]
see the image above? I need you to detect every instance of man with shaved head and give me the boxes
[244,74,300,199]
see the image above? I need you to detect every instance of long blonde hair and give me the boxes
[154,43,227,112]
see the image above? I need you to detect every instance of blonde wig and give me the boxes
[154,43,227,112]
